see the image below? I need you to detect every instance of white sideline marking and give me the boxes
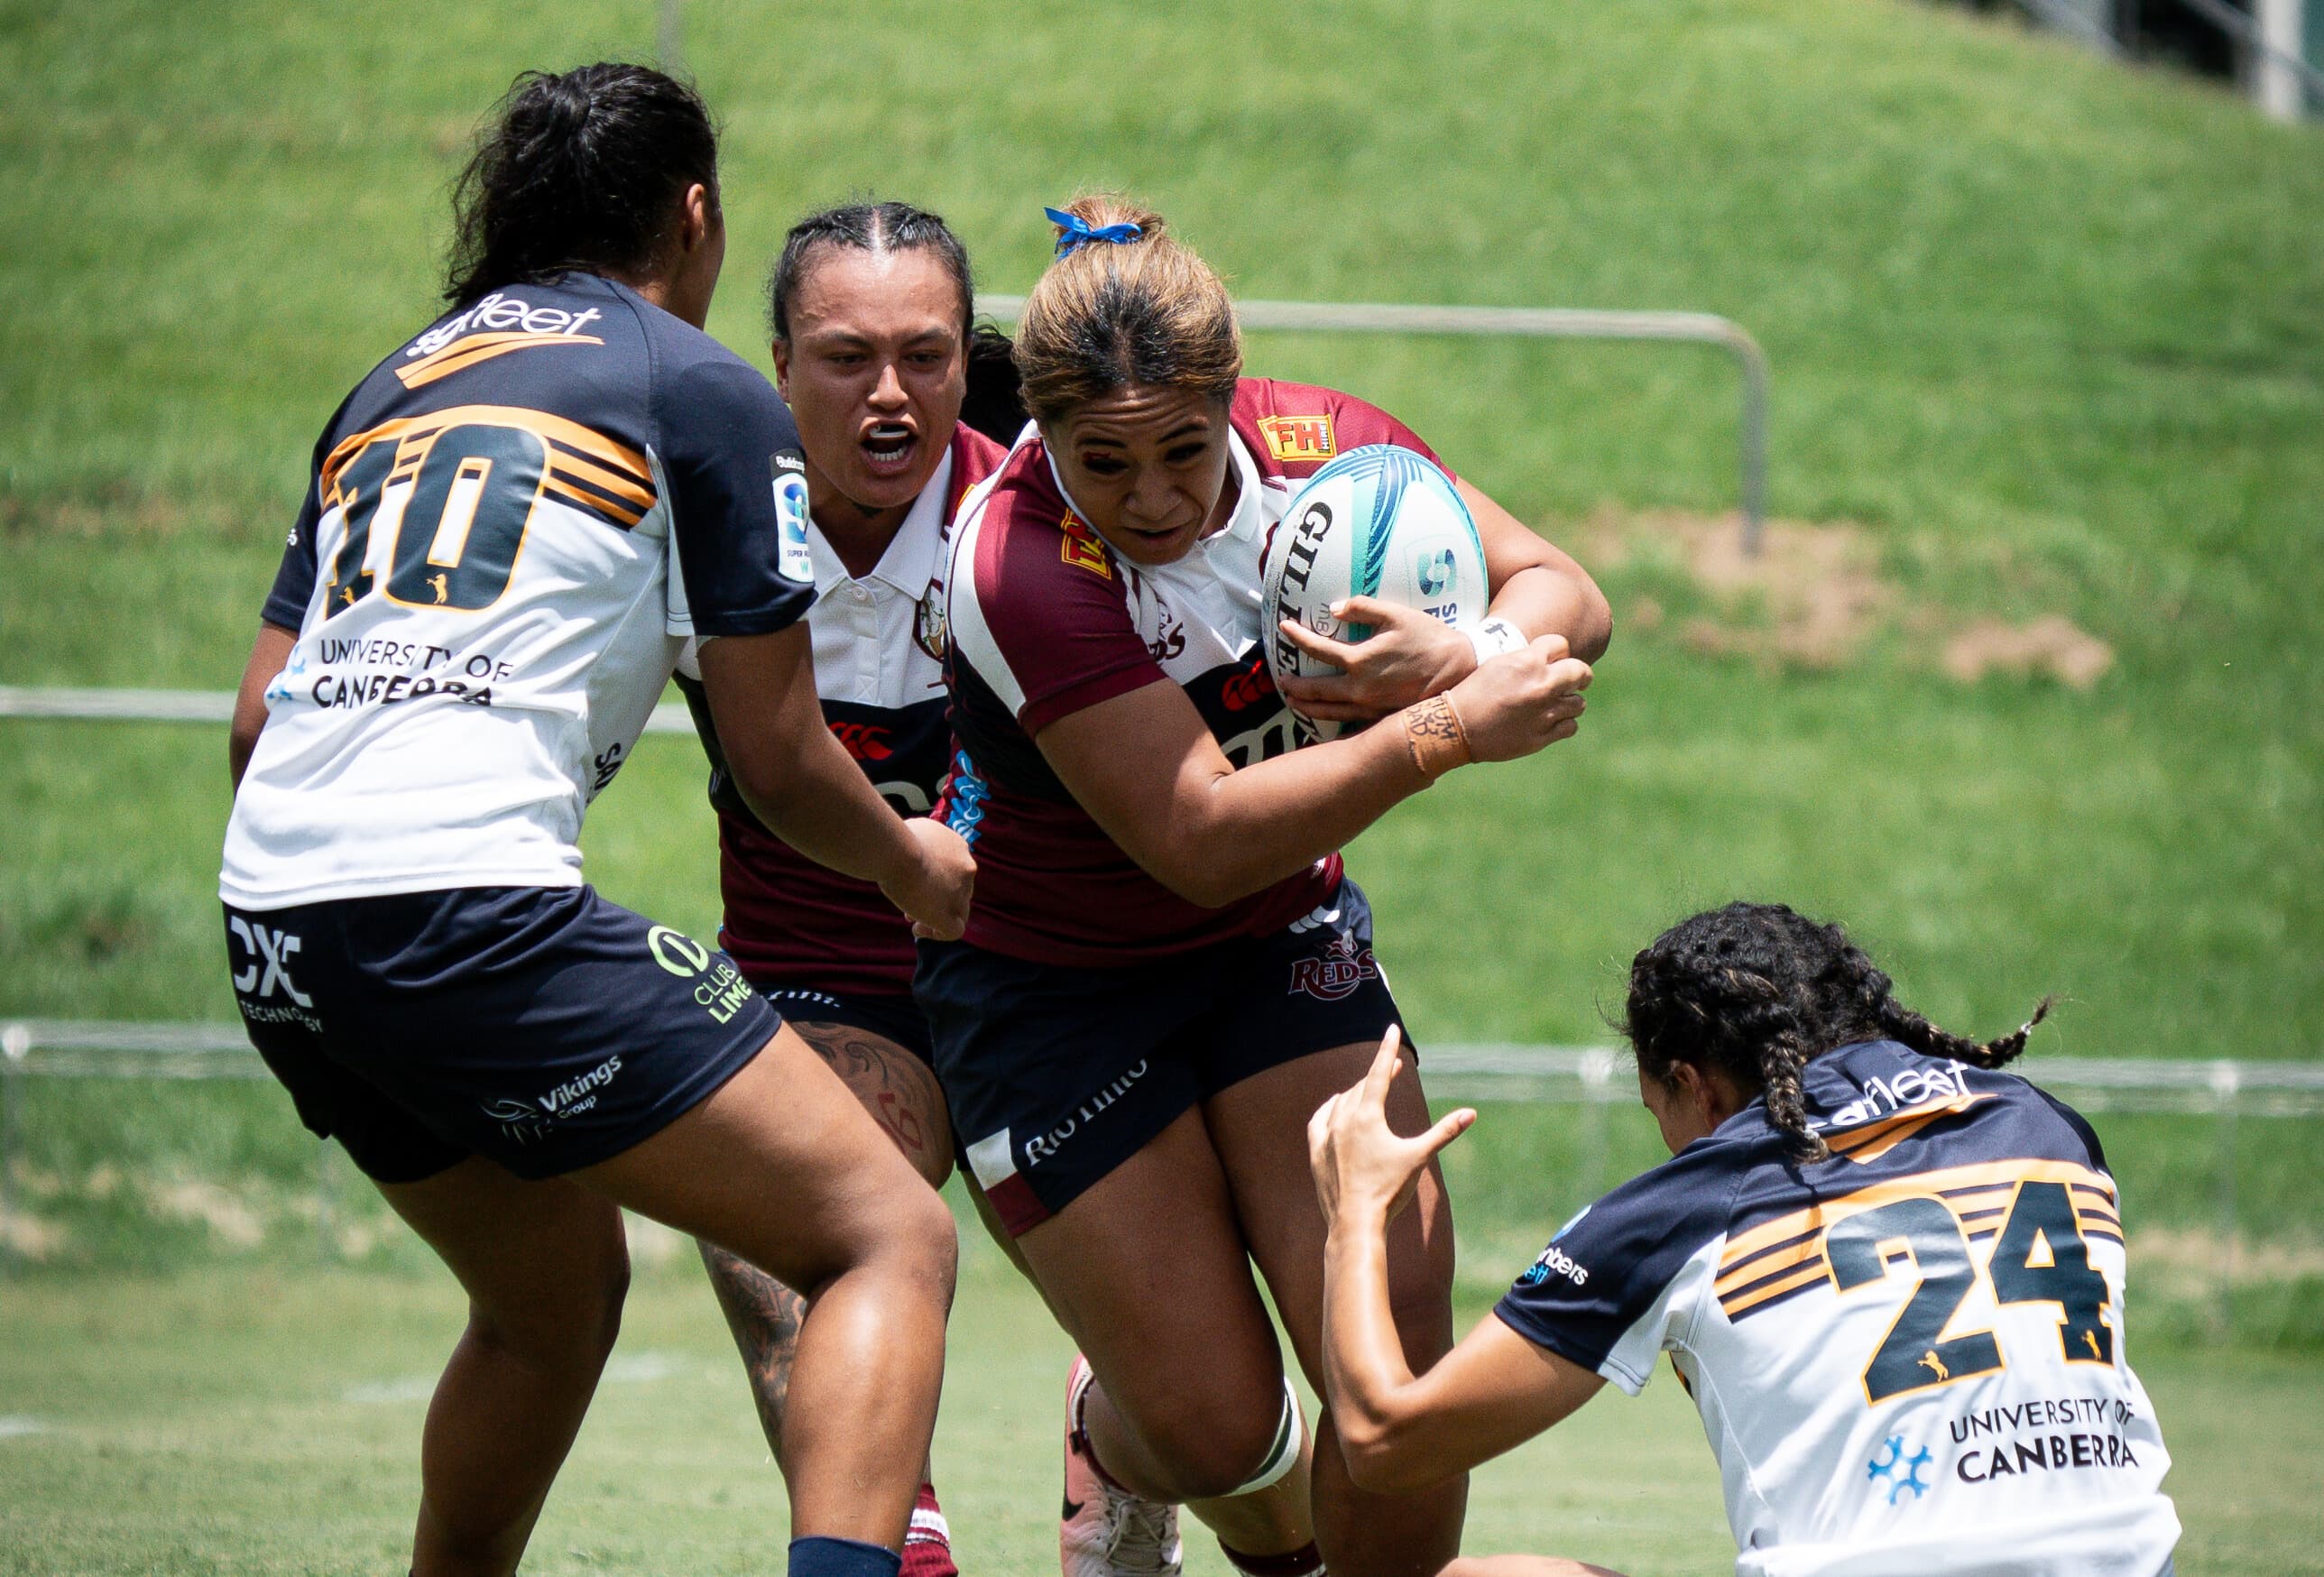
[0,1416,51,1439]
[342,1350,686,1405]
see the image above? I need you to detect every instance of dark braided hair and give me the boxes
[1623,902,2052,1164]
[444,63,719,307]
[766,200,1026,443]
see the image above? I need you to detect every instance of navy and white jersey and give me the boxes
[1498,1042,2177,1577]
[221,274,814,908]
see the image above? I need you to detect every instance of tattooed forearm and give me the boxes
[698,1240,807,1462]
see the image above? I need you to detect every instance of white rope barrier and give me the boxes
[5,1019,2319,1115]
[0,686,697,733]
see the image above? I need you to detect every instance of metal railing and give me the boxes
[6,1019,2318,1312]
[975,293,1771,556]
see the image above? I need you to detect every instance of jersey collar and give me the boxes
[807,445,955,600]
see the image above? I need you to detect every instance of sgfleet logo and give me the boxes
[1825,1063,1971,1130]
[1058,514,1111,578]
[1258,412,1336,465]
[1519,1242,1590,1288]
[398,291,605,387]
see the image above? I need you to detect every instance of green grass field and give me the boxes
[3,1256,2321,1576]
[3,0,2323,1567]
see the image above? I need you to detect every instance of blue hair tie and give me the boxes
[1046,206,1143,257]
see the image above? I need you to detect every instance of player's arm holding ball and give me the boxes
[1275,484,1610,729]
[1040,629,1590,908]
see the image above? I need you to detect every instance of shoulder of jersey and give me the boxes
[1231,375,1410,482]
[954,433,1118,591]
[357,273,770,416]
[948,423,1012,503]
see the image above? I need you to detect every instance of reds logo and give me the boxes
[1289,931,1380,1001]
[1258,412,1337,465]
[829,720,894,761]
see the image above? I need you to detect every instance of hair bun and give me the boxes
[1056,192,1165,244]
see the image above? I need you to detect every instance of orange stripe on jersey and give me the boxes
[1717,1157,2116,1273]
[1720,1257,1831,1317]
[549,449,657,510]
[392,333,607,389]
[322,405,650,500]
[543,475,643,528]
[1714,1230,1826,1296]
[1827,1093,1996,1165]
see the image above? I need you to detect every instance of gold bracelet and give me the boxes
[1400,693,1472,779]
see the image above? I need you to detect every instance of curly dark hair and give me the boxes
[443,63,718,307]
[1622,902,2051,1165]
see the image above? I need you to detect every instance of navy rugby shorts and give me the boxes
[916,877,1404,1237]
[222,885,779,1184]
[751,982,935,1066]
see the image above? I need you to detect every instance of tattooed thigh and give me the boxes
[787,1019,954,1187]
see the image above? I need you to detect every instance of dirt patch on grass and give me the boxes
[2132,1228,2324,1289]
[1574,508,2112,686]
[0,1209,68,1259]
[1942,615,2115,690]
[146,1178,267,1249]
[0,482,244,541]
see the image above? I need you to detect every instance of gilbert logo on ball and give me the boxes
[1260,445,1488,740]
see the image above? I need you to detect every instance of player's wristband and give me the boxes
[1400,693,1473,779]
[1465,616,1526,665]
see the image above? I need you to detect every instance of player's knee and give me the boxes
[868,1177,958,1302]
[473,1230,629,1372]
[1139,1382,1295,1500]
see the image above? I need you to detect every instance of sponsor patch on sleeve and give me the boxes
[773,450,814,584]
[1058,514,1111,578]
[1258,412,1336,465]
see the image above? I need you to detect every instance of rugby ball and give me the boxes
[1260,445,1488,740]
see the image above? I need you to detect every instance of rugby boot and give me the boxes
[1061,1355,1184,1577]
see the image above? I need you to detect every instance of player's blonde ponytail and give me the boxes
[1012,195,1240,423]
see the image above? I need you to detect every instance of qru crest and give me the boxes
[915,579,948,661]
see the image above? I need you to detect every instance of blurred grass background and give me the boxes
[1,0,2321,1563]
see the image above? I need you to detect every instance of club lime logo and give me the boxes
[648,926,711,977]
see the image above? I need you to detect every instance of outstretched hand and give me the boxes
[1307,1026,1477,1226]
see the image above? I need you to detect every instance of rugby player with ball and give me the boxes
[922,196,1609,1577]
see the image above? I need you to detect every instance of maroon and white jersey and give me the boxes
[936,378,1449,965]
[678,423,1007,995]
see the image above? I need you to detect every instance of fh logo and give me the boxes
[1258,413,1337,465]
[230,918,312,1007]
